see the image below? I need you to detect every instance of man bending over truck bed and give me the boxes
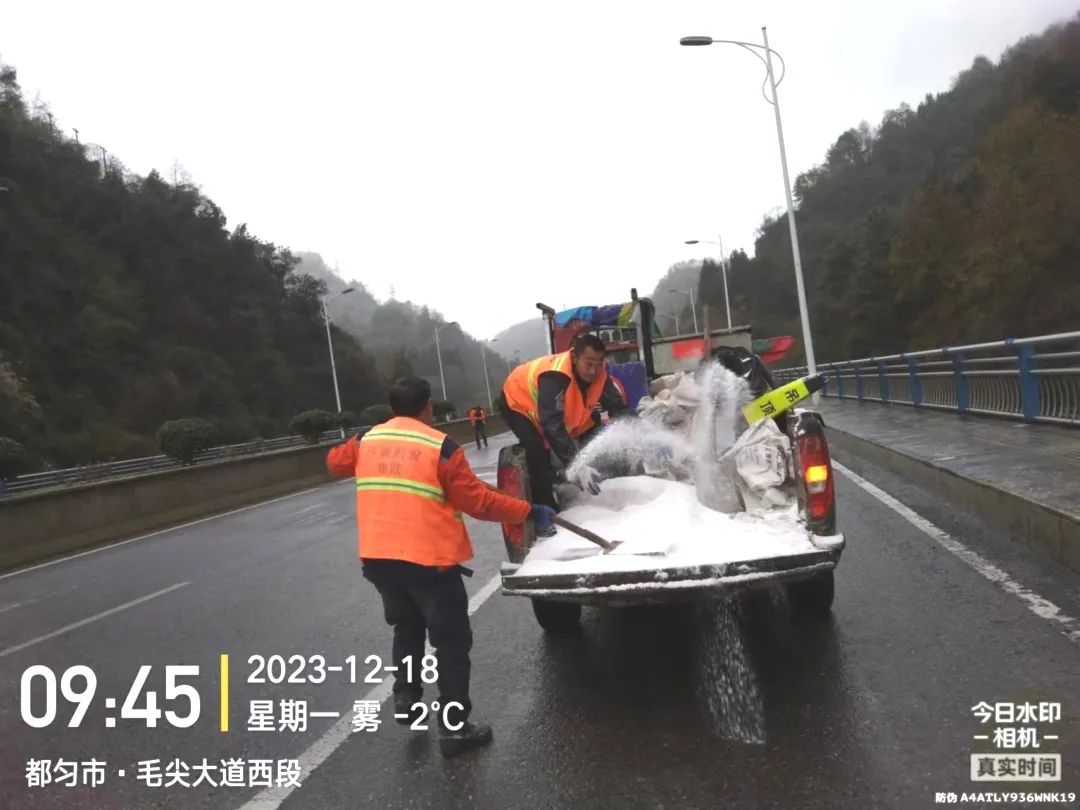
[499,333,628,535]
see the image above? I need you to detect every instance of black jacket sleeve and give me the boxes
[600,376,631,416]
[537,371,578,466]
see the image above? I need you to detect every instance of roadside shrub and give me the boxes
[433,400,456,422]
[0,436,27,480]
[289,409,335,443]
[358,404,393,426]
[155,418,217,464]
[336,410,359,429]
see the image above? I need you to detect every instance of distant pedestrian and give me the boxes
[326,376,554,757]
[468,405,488,449]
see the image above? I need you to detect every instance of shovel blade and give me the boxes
[603,536,673,556]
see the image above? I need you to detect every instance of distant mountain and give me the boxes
[292,255,503,411]
[490,317,550,365]
[293,252,379,337]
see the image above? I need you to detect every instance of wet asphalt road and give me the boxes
[1,434,1079,809]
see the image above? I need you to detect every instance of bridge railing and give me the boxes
[773,331,1080,426]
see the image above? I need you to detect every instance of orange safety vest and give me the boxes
[469,408,486,425]
[353,416,471,567]
[502,350,607,440]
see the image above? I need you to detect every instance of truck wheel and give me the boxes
[786,570,834,617]
[531,599,581,632]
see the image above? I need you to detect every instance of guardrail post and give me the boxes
[907,357,923,406]
[854,365,864,401]
[877,360,889,402]
[950,351,969,413]
[833,364,844,399]
[1009,341,1040,421]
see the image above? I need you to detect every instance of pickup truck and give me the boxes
[494,290,844,632]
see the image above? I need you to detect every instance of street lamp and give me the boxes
[321,287,355,437]
[434,321,458,402]
[668,287,698,333]
[658,312,680,336]
[680,27,817,375]
[480,340,494,410]
[685,238,731,329]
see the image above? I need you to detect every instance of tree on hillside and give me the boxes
[721,13,1080,362]
[0,60,385,469]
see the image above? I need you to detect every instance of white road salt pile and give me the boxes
[516,476,815,577]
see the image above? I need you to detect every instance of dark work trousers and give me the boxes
[501,404,557,510]
[473,421,488,449]
[361,559,473,721]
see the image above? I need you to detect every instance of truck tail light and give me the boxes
[797,433,834,521]
[498,462,525,548]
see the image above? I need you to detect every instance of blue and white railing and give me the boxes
[773,331,1080,426]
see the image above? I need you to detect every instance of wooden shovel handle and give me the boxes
[482,481,619,552]
[551,515,618,551]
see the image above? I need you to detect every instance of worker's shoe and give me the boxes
[393,695,424,726]
[537,524,557,538]
[438,720,493,758]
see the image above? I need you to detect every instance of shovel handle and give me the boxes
[551,515,618,551]
[480,481,620,552]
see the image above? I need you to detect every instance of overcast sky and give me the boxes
[4,1,1075,338]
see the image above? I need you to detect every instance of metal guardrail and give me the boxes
[0,427,367,498]
[1,411,488,498]
[773,331,1080,427]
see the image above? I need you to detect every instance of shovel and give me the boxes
[550,515,667,556]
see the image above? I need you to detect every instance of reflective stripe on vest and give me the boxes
[355,477,445,502]
[353,417,472,565]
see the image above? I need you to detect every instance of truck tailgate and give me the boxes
[500,539,843,606]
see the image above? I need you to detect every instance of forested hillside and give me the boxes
[698,15,1080,364]
[0,64,389,470]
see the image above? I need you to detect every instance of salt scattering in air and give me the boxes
[519,361,806,578]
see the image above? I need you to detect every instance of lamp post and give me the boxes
[685,237,731,329]
[680,28,817,375]
[434,321,458,402]
[321,287,355,437]
[668,287,698,333]
[480,340,493,410]
[659,312,679,336]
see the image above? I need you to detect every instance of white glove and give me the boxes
[570,464,602,496]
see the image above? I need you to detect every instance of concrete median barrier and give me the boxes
[0,412,508,572]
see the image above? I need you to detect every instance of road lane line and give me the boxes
[0,582,191,659]
[0,484,342,582]
[221,654,230,732]
[238,572,504,810]
[834,461,1080,646]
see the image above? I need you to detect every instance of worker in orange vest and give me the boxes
[499,333,628,535]
[327,376,555,757]
[468,405,488,449]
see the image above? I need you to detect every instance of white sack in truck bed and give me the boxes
[565,361,791,516]
[523,361,811,575]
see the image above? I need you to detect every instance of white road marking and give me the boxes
[0,485,335,582]
[834,461,1080,646]
[238,572,504,809]
[0,582,190,659]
